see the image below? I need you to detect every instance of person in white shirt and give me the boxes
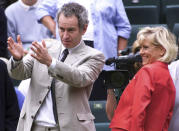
[7,3,105,131]
[168,58,179,131]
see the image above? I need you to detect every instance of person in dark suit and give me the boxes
[0,59,20,131]
[0,8,8,58]
[0,0,17,9]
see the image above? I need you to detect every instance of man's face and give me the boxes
[58,14,86,48]
[22,0,37,6]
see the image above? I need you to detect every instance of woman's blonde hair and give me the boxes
[132,40,140,54]
[136,26,178,63]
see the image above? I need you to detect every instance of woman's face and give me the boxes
[139,39,165,65]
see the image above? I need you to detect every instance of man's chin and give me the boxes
[62,43,71,48]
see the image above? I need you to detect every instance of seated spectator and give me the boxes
[5,0,51,50]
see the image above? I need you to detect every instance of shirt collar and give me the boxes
[61,40,82,55]
[19,0,40,11]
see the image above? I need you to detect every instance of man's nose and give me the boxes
[63,31,70,38]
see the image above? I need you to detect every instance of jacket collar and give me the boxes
[48,39,87,65]
[65,41,87,65]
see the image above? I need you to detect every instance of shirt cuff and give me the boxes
[11,57,22,63]
[48,58,57,70]
[11,57,22,69]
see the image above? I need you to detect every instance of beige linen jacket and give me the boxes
[7,39,105,131]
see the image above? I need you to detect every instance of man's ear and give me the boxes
[82,24,88,35]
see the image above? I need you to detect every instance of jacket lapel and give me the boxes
[47,39,63,59]
[47,39,87,65]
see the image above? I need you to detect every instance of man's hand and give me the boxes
[7,35,27,60]
[30,40,52,66]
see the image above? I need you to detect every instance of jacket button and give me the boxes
[31,115,34,119]
[39,101,42,104]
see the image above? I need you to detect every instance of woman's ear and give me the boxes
[160,46,166,56]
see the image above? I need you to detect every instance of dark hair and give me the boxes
[57,2,89,31]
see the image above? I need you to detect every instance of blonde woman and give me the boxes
[110,27,178,131]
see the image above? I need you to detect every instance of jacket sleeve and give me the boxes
[130,68,153,131]
[48,52,105,88]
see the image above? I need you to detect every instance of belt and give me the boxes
[32,123,59,131]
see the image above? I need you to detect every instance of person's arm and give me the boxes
[106,0,131,121]
[30,40,105,87]
[114,0,131,41]
[115,0,131,55]
[36,0,58,21]
[36,0,58,37]
[7,35,34,81]
[106,37,128,121]
[117,37,128,56]
[41,16,56,37]
[106,89,117,121]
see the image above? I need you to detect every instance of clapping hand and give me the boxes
[7,35,28,60]
[30,40,52,67]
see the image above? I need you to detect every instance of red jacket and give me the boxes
[110,61,175,131]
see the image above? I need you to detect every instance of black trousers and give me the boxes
[89,71,107,101]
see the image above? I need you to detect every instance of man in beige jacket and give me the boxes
[7,2,105,131]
